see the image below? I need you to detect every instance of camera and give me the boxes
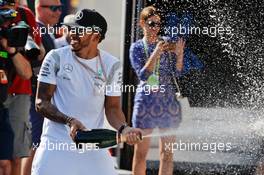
[160,36,175,43]
[0,8,29,48]
[159,36,177,49]
[0,7,40,61]
[25,35,40,59]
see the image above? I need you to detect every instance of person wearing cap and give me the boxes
[31,9,142,175]
[29,0,62,150]
[0,0,45,175]
[28,0,62,152]
[0,1,34,175]
[54,14,74,48]
[24,1,62,174]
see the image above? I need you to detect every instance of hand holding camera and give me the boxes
[173,38,185,57]
[154,40,169,54]
[158,36,185,71]
[159,36,186,55]
[0,37,17,57]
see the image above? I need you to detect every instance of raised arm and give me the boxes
[129,40,170,81]
[12,52,32,79]
[0,38,32,79]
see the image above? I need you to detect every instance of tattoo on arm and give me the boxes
[105,96,126,130]
[35,82,69,124]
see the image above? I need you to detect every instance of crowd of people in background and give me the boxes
[0,0,142,175]
[0,0,69,175]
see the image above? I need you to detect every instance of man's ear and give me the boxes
[91,33,100,43]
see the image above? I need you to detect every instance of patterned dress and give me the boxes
[129,39,203,129]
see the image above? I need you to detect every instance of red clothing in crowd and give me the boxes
[8,6,41,95]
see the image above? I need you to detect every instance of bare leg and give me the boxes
[11,158,21,175]
[132,129,153,175]
[255,160,264,175]
[158,134,175,175]
[0,160,12,175]
[21,149,36,175]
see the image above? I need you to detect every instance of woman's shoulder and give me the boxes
[130,39,144,50]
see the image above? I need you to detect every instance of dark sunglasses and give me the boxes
[146,20,161,28]
[41,5,63,12]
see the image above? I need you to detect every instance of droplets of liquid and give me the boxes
[131,1,263,174]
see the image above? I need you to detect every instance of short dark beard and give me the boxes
[70,41,82,52]
[71,47,81,52]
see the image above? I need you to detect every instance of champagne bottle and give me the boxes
[74,129,142,149]
[74,129,122,149]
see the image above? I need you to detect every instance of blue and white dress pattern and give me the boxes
[129,39,203,129]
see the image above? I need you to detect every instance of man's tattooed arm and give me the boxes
[35,81,73,125]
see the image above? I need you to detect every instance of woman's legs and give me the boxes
[132,129,153,175]
[21,149,36,175]
[159,134,176,175]
[0,160,11,175]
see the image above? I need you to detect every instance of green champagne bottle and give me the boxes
[74,129,119,149]
[74,129,142,149]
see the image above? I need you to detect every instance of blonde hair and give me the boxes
[140,6,159,21]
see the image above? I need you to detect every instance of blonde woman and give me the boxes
[129,6,203,175]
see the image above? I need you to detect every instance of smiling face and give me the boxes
[140,15,161,39]
[69,27,100,52]
[36,0,62,26]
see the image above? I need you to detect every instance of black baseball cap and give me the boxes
[63,9,107,41]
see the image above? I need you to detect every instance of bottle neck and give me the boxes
[116,133,126,144]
